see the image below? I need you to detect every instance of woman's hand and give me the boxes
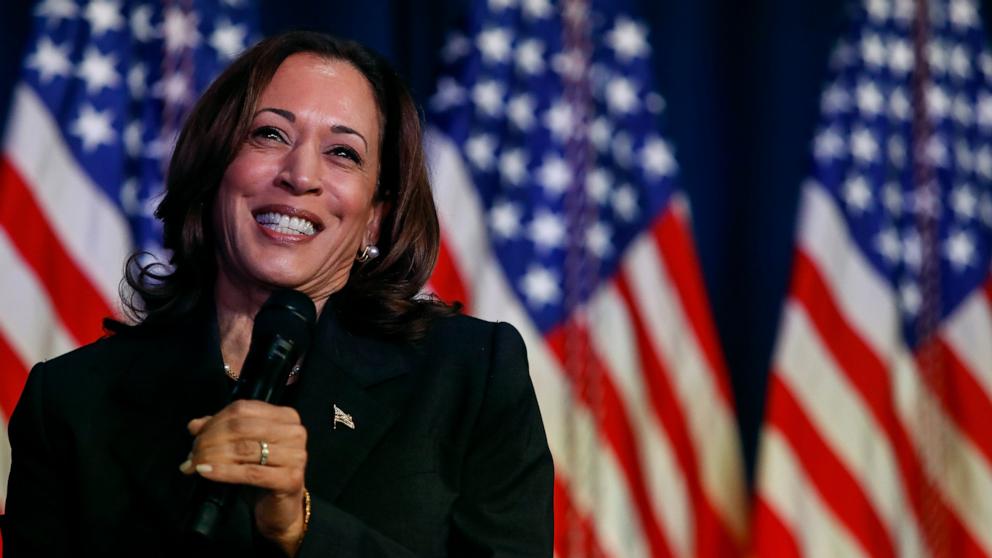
[181,400,308,555]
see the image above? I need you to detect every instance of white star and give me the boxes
[888,38,914,75]
[430,77,465,111]
[925,136,949,167]
[586,221,613,258]
[893,0,915,23]
[981,52,992,80]
[488,0,517,11]
[477,27,512,64]
[120,178,141,215]
[442,33,471,63]
[521,0,552,20]
[889,87,911,121]
[830,40,856,70]
[814,127,845,161]
[605,77,639,114]
[589,117,612,152]
[520,265,560,308]
[640,137,676,177]
[124,121,143,157]
[489,200,522,239]
[927,85,950,120]
[843,175,873,212]
[944,229,976,270]
[976,146,992,180]
[856,81,884,116]
[515,39,545,75]
[528,210,566,251]
[26,37,71,83]
[980,193,992,227]
[950,184,977,219]
[84,0,124,36]
[888,136,907,168]
[821,83,850,113]
[883,182,903,215]
[76,47,120,94]
[472,80,504,117]
[949,0,979,28]
[498,149,528,186]
[860,33,886,68]
[162,7,201,52]
[977,93,992,130]
[903,230,922,270]
[537,156,571,195]
[128,64,148,98]
[949,45,972,80]
[130,4,156,42]
[506,94,536,130]
[928,40,948,75]
[552,50,584,81]
[466,133,497,170]
[544,100,574,142]
[850,128,879,163]
[952,94,973,126]
[646,92,665,114]
[210,20,248,60]
[900,281,921,316]
[70,104,115,151]
[606,17,650,61]
[875,227,901,264]
[910,186,942,218]
[956,140,974,173]
[586,168,612,203]
[154,73,192,105]
[612,132,634,168]
[35,0,77,24]
[612,184,639,221]
[865,0,890,21]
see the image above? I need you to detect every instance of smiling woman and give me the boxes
[3,31,553,557]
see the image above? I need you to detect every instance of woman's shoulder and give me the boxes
[424,312,526,351]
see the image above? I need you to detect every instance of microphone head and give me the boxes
[252,289,318,355]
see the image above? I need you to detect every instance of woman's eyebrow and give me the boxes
[255,107,294,121]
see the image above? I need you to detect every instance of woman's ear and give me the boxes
[365,201,388,245]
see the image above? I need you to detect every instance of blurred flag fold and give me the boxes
[425,0,747,556]
[0,0,257,510]
[753,0,992,556]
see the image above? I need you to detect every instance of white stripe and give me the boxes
[890,348,992,553]
[942,289,992,401]
[587,284,691,557]
[0,227,76,367]
[756,427,868,558]
[622,225,747,540]
[3,85,131,308]
[427,130,651,557]
[774,301,925,557]
[0,419,8,512]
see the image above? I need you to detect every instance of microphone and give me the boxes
[185,288,317,540]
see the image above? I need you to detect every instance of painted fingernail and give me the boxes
[179,459,193,474]
[195,464,213,474]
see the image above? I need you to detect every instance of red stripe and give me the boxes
[750,497,802,558]
[652,207,734,404]
[431,236,471,312]
[615,272,741,557]
[0,332,29,420]
[923,338,992,468]
[0,157,112,346]
[546,323,674,558]
[791,248,985,556]
[766,373,895,558]
[553,475,609,558]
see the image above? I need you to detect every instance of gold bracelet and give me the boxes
[298,488,312,546]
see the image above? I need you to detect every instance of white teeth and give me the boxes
[255,212,316,236]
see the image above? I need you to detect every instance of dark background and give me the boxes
[3,0,988,485]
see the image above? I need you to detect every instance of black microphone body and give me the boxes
[185,289,317,541]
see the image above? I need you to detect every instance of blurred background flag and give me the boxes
[0,0,257,514]
[425,0,747,556]
[752,0,992,556]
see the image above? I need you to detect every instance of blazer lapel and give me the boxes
[289,304,419,501]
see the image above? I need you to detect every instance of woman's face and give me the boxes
[213,53,383,303]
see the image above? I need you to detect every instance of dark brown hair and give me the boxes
[118,31,453,340]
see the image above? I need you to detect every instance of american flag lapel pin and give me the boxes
[333,404,355,430]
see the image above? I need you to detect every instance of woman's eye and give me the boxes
[250,126,286,143]
[328,146,362,164]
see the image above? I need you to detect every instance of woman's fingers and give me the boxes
[192,460,306,493]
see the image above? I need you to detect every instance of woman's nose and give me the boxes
[277,143,323,194]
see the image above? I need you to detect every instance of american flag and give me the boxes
[753,0,992,555]
[0,0,257,515]
[425,0,746,555]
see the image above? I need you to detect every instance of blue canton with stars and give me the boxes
[430,0,681,334]
[20,0,258,255]
[809,0,992,348]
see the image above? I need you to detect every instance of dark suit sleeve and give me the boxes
[448,321,554,557]
[3,362,70,556]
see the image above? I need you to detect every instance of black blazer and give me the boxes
[3,303,553,557]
